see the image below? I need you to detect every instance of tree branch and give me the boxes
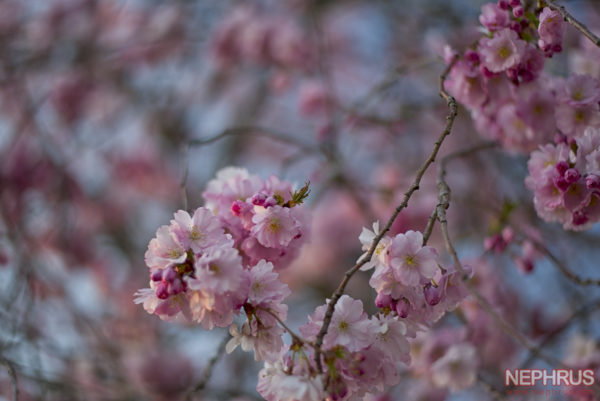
[312,56,460,372]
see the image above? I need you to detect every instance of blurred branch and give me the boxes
[520,298,600,369]
[259,308,312,347]
[312,56,460,373]
[544,0,600,47]
[188,126,318,154]
[477,373,508,401]
[0,356,19,401]
[185,332,231,401]
[531,239,600,286]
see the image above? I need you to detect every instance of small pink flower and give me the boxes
[170,207,224,253]
[251,205,300,248]
[431,343,478,391]
[479,3,509,32]
[479,28,526,73]
[559,75,600,107]
[538,7,565,55]
[389,230,438,286]
[144,225,187,270]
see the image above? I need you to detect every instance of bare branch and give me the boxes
[531,239,600,286]
[189,126,318,154]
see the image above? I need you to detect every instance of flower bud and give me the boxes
[375,292,393,308]
[395,298,410,318]
[151,270,163,282]
[564,168,580,184]
[424,283,442,306]
[156,282,169,299]
[586,174,600,189]
[555,161,569,175]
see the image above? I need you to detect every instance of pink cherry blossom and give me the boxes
[479,28,526,73]
[389,230,438,286]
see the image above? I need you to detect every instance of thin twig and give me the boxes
[544,0,600,47]
[422,141,497,246]
[478,373,508,401]
[185,333,231,401]
[0,356,19,401]
[519,298,600,369]
[189,126,318,154]
[312,56,460,373]
[531,239,600,286]
[259,307,312,347]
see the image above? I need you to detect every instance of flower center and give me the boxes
[268,218,280,233]
[339,321,349,331]
[405,255,416,267]
[498,46,511,60]
[190,226,204,241]
[167,249,182,259]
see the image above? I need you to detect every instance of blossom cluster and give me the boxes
[448,2,600,153]
[134,168,309,329]
[252,228,473,401]
[257,295,415,401]
[526,127,600,230]
[359,224,470,326]
[446,1,600,231]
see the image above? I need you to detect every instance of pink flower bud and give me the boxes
[553,176,570,192]
[231,200,244,216]
[375,292,393,308]
[251,192,267,206]
[151,270,163,282]
[555,161,569,175]
[512,5,524,18]
[424,283,442,306]
[156,282,169,299]
[509,0,521,7]
[395,298,410,318]
[164,267,177,283]
[586,174,600,189]
[564,168,580,184]
[498,0,510,10]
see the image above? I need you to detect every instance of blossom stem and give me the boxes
[259,307,312,347]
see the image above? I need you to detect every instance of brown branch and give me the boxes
[422,141,497,246]
[185,332,231,401]
[544,0,600,47]
[0,356,19,401]
[312,56,460,372]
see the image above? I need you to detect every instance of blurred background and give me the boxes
[1,0,600,400]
